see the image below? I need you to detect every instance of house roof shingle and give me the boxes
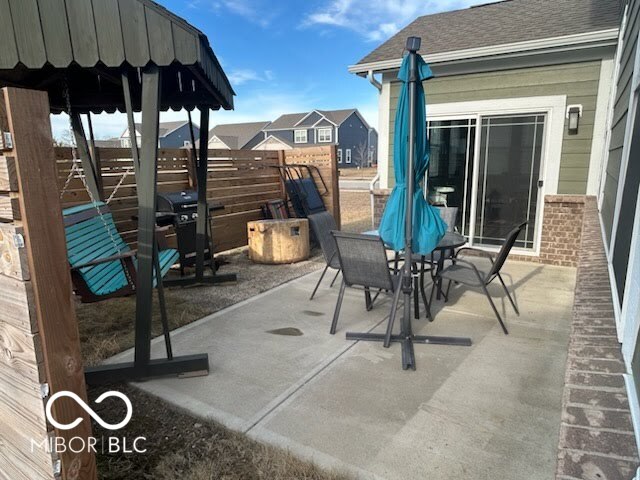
[356,0,623,66]
[267,109,360,130]
[210,121,271,149]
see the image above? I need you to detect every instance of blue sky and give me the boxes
[52,0,495,140]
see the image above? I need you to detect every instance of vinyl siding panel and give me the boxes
[387,61,603,194]
[602,0,640,243]
[337,112,371,168]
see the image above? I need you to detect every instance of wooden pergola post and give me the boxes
[1,87,97,479]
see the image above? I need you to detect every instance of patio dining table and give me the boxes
[362,230,467,309]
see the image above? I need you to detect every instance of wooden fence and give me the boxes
[54,145,339,253]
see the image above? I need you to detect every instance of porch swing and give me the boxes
[59,92,179,303]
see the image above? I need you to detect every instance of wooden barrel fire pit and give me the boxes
[247,219,310,264]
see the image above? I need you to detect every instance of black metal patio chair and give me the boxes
[330,232,431,335]
[330,232,399,334]
[432,222,527,335]
[308,212,341,300]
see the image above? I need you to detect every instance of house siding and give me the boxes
[602,0,640,244]
[387,60,605,193]
[160,123,199,148]
[337,112,373,168]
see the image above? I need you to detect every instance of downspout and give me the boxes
[367,70,382,227]
[367,70,382,92]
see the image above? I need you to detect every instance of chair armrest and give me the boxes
[455,247,495,263]
[72,250,137,270]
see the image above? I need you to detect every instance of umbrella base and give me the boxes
[345,332,472,370]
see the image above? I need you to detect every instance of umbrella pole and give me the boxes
[398,37,421,370]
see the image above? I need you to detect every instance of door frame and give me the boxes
[427,95,567,255]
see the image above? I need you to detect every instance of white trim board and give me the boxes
[588,58,615,195]
[378,81,391,189]
[426,95,567,195]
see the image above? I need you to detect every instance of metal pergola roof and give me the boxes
[0,0,234,113]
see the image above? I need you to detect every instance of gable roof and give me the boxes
[122,121,195,139]
[253,134,295,149]
[267,109,362,130]
[209,121,271,149]
[267,113,309,130]
[353,0,622,70]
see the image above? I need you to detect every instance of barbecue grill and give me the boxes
[157,190,223,275]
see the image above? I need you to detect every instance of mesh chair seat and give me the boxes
[439,263,487,286]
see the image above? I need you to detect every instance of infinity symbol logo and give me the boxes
[46,391,133,431]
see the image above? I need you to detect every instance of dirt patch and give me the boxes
[339,190,372,234]
[89,384,350,480]
[338,167,377,179]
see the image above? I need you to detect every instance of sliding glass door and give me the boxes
[475,114,544,249]
[427,113,545,251]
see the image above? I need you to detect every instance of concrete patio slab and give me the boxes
[109,260,576,479]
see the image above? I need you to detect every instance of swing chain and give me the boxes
[59,81,133,289]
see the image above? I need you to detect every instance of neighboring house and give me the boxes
[120,120,199,148]
[352,0,622,254]
[257,109,378,168]
[207,121,271,149]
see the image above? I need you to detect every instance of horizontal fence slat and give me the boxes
[54,145,335,252]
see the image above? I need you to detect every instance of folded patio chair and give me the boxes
[308,212,341,300]
[331,232,418,335]
[432,222,527,335]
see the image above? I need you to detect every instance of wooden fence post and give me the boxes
[2,87,97,480]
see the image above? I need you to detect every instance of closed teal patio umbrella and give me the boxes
[378,54,446,254]
[346,38,471,371]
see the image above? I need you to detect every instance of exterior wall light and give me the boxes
[567,105,583,136]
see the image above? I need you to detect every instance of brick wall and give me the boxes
[372,190,586,267]
[555,197,639,479]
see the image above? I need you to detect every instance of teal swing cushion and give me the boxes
[63,202,178,297]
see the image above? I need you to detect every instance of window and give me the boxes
[318,128,332,143]
[294,130,307,143]
[121,138,130,148]
[337,149,342,163]
[345,149,352,164]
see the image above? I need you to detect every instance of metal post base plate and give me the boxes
[85,353,210,385]
[164,272,237,288]
[345,332,472,370]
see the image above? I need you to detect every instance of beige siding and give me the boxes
[388,61,603,194]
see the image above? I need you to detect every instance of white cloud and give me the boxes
[303,0,497,42]
[227,68,275,87]
[208,0,279,27]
